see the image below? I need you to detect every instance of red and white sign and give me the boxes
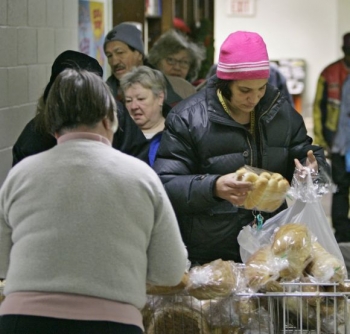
[228,0,255,16]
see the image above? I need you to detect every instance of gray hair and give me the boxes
[45,68,117,135]
[120,66,167,100]
[147,29,206,82]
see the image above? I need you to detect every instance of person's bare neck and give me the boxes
[224,97,251,124]
[57,122,109,139]
[142,118,165,134]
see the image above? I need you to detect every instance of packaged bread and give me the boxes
[236,166,290,212]
[233,296,259,326]
[146,273,189,295]
[201,297,240,329]
[300,276,325,306]
[306,242,347,283]
[283,296,318,330]
[186,259,237,300]
[145,303,211,334]
[257,175,290,212]
[271,223,312,280]
[319,298,348,332]
[263,280,284,293]
[244,245,281,291]
[326,281,350,293]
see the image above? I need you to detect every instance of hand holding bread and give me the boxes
[235,167,290,212]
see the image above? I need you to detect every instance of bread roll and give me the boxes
[306,242,347,283]
[187,259,237,300]
[235,167,248,180]
[244,177,269,210]
[244,245,279,290]
[258,178,279,211]
[261,178,290,212]
[270,173,284,181]
[271,223,312,279]
[233,296,258,326]
[236,168,289,211]
[242,172,259,183]
[259,172,271,180]
[300,277,325,306]
[146,273,189,295]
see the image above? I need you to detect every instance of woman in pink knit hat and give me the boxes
[153,31,330,265]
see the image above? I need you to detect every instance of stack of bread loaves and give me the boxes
[244,222,347,292]
[236,166,290,212]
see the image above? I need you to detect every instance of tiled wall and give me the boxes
[0,0,78,186]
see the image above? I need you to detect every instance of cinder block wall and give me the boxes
[0,0,78,186]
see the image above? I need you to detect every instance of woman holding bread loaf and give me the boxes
[153,31,329,265]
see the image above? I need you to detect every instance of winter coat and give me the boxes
[12,101,148,166]
[153,75,329,265]
[313,58,350,150]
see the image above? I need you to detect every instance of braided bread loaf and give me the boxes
[236,167,290,212]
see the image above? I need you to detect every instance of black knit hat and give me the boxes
[43,50,103,102]
[104,23,145,56]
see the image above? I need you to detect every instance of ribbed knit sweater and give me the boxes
[0,134,187,310]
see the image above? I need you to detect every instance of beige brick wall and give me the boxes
[0,0,78,186]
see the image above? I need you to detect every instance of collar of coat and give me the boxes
[206,75,283,124]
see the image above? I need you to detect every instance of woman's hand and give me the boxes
[214,173,253,206]
[294,150,318,173]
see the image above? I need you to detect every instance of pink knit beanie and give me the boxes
[217,31,270,80]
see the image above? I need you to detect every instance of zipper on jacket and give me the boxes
[244,133,253,166]
[257,92,280,160]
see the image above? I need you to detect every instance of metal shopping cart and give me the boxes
[143,281,350,334]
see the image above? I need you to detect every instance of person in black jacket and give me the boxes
[153,31,329,265]
[120,66,171,166]
[12,50,148,166]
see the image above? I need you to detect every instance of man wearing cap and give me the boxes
[313,32,350,243]
[12,50,148,166]
[153,31,328,265]
[104,23,183,107]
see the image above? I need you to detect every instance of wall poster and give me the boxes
[78,0,109,77]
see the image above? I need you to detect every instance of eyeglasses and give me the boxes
[165,57,190,69]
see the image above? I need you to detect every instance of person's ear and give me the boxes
[102,114,118,133]
[102,117,110,131]
[136,51,143,65]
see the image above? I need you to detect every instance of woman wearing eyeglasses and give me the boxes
[147,29,205,97]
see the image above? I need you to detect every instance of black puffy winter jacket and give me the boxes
[153,76,329,265]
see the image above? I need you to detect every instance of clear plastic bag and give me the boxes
[238,167,347,281]
[186,259,239,300]
[235,165,290,212]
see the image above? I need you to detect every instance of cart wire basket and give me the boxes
[143,281,350,334]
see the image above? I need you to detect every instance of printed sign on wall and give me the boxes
[228,0,255,17]
[79,0,107,74]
